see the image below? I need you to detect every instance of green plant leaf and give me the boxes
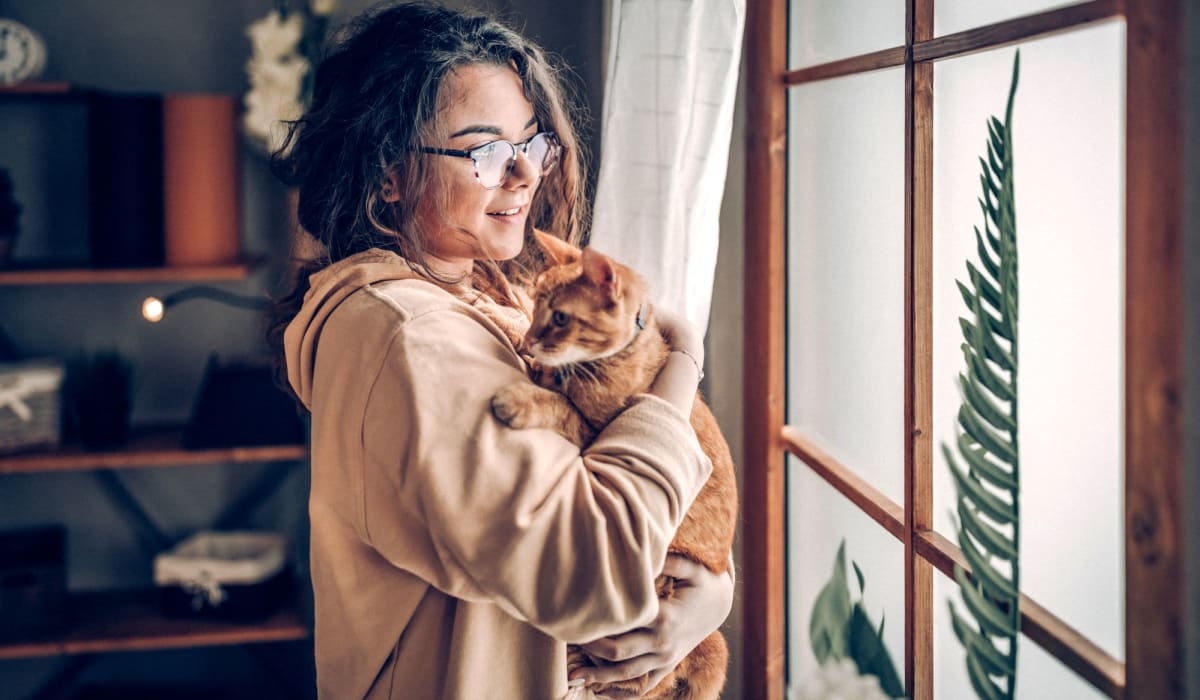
[966,262,1004,313]
[959,372,1016,434]
[957,514,1020,600]
[954,565,1017,637]
[852,560,865,597]
[946,51,1021,700]
[948,454,1015,525]
[950,604,1014,677]
[809,540,851,663]
[957,404,1017,465]
[967,647,1008,700]
[848,603,905,698]
[961,343,1013,403]
[958,499,1017,559]
[954,436,1017,490]
[960,317,1014,372]
[973,227,1001,280]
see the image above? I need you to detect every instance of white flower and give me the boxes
[790,659,894,700]
[310,0,338,16]
[243,6,314,155]
[246,55,309,94]
[246,10,305,62]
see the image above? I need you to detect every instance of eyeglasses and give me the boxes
[419,132,561,189]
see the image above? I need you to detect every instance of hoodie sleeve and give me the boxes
[355,303,712,644]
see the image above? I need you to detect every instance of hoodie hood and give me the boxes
[284,248,432,410]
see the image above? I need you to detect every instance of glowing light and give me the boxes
[142,297,165,323]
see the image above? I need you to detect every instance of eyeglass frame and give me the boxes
[417,131,561,190]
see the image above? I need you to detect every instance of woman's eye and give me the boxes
[552,310,569,327]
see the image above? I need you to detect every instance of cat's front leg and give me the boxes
[491,382,596,445]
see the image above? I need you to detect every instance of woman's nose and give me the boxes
[503,150,540,190]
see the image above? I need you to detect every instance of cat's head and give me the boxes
[522,230,649,368]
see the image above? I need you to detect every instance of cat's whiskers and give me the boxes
[572,362,602,388]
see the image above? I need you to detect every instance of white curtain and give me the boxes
[588,0,745,335]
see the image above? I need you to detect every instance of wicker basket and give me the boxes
[154,531,289,620]
[0,360,64,455]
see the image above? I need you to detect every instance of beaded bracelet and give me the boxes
[675,349,705,382]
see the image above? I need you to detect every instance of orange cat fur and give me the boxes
[491,231,738,700]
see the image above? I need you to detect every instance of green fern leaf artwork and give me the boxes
[944,50,1021,700]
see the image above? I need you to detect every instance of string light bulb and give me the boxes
[142,297,166,322]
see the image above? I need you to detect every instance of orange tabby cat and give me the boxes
[491,231,738,700]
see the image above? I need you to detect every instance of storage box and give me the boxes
[0,359,64,455]
[153,531,289,621]
[0,525,68,641]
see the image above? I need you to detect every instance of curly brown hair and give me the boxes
[265,1,591,407]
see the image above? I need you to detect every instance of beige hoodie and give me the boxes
[284,249,713,699]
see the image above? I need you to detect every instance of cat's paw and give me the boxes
[491,384,542,429]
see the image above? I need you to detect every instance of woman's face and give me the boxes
[409,63,542,277]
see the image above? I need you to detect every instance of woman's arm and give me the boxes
[357,306,714,644]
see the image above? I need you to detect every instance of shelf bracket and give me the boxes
[212,462,298,531]
[31,654,95,700]
[91,469,172,555]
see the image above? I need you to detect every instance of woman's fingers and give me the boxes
[571,652,660,686]
[654,308,704,359]
[579,627,661,662]
[660,553,705,580]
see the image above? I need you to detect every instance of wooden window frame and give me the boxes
[742,1,1185,698]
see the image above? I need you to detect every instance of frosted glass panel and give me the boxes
[934,574,1109,699]
[931,22,1125,663]
[789,1,904,69]
[937,1,1094,38]
[787,459,906,693]
[787,68,905,505]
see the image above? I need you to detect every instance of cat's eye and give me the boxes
[552,310,569,327]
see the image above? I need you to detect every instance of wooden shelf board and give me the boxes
[0,81,77,96]
[0,426,307,475]
[0,259,259,286]
[0,588,308,659]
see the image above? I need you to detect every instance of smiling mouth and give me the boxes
[488,206,524,217]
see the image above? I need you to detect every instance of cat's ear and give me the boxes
[533,229,581,266]
[582,246,621,300]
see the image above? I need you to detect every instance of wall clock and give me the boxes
[0,19,47,86]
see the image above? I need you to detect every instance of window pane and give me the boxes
[788,1,904,69]
[787,68,906,505]
[787,459,906,694]
[934,573,1109,699]
[935,1,1089,38]
[931,22,1125,661]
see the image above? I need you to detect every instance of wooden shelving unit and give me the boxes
[0,259,259,286]
[1,76,311,692]
[0,425,308,475]
[0,589,308,660]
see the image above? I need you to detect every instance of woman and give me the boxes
[268,2,733,698]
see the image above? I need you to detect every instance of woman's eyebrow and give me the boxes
[449,116,538,139]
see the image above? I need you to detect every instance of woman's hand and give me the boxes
[648,309,705,413]
[655,309,704,365]
[569,555,734,697]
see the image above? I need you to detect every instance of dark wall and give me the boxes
[0,2,601,698]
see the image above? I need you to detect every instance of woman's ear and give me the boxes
[382,170,402,203]
[533,229,581,266]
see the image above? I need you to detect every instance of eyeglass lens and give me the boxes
[473,133,559,188]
